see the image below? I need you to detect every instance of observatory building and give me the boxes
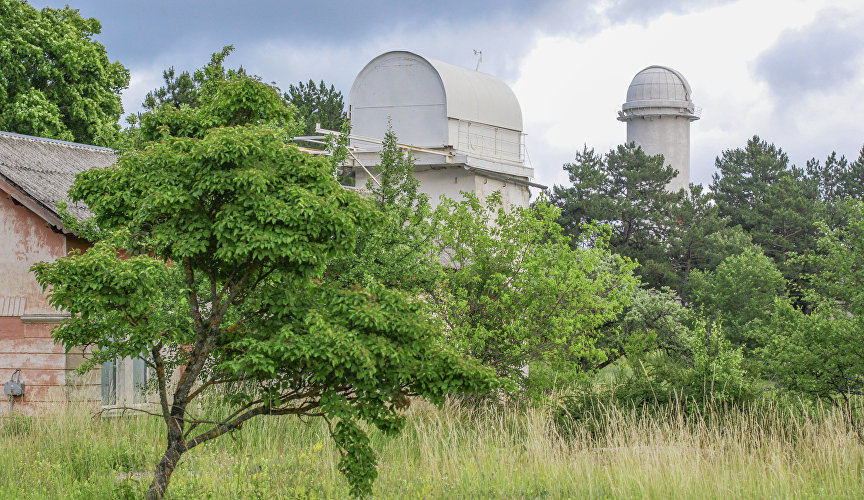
[345,50,540,209]
[618,66,699,192]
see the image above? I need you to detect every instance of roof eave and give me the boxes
[0,172,76,235]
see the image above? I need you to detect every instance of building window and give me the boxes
[101,359,117,405]
[132,357,148,403]
[101,356,149,405]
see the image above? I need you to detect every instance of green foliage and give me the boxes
[758,299,862,403]
[32,70,494,498]
[428,192,638,391]
[549,143,685,289]
[758,199,864,403]
[0,0,129,146]
[559,319,751,429]
[326,127,436,292]
[688,247,786,348]
[597,287,693,369]
[711,136,822,282]
[142,46,239,112]
[663,185,728,296]
[286,79,347,136]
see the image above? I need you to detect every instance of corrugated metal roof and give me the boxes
[0,131,116,222]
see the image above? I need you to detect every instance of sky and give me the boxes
[28,0,864,189]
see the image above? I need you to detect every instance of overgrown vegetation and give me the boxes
[32,69,495,499]
[1,399,863,499]
[2,4,862,491]
[548,138,864,425]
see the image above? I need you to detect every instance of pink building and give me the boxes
[0,131,141,413]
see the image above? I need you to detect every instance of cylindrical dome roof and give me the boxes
[349,51,522,135]
[622,65,696,115]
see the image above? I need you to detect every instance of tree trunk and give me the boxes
[146,442,185,500]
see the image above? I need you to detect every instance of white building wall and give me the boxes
[448,119,522,162]
[355,165,529,211]
[626,115,691,192]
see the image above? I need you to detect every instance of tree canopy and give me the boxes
[33,71,494,499]
[286,79,347,136]
[0,0,129,146]
[549,143,685,290]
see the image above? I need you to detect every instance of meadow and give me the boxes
[0,397,862,499]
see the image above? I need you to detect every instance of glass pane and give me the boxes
[101,360,116,405]
[133,357,148,403]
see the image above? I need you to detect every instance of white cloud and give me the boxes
[513,0,864,188]
[114,0,864,190]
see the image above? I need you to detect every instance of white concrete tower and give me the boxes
[617,66,699,192]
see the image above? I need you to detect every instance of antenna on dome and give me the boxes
[473,49,483,71]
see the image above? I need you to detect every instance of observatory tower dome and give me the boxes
[345,50,538,209]
[617,65,699,192]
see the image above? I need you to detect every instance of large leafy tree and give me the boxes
[0,0,129,146]
[33,73,494,499]
[688,247,787,349]
[428,192,638,389]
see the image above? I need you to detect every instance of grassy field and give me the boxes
[0,398,862,499]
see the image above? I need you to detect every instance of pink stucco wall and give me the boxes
[0,191,98,413]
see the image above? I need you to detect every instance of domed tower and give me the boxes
[617,65,699,192]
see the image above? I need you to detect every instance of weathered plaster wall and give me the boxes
[0,191,66,315]
[0,192,99,413]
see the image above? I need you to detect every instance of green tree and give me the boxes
[758,200,864,409]
[549,143,684,289]
[429,192,638,390]
[142,46,239,111]
[327,127,437,292]
[759,300,862,405]
[688,247,787,349]
[33,73,494,499]
[286,79,347,136]
[842,146,864,200]
[0,0,129,146]
[806,147,864,230]
[664,184,727,298]
[710,136,822,281]
[594,286,693,372]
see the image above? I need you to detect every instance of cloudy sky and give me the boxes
[29,0,864,188]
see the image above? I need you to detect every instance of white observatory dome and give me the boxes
[348,51,522,149]
[617,64,700,193]
[622,65,696,114]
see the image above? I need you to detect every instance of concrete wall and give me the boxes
[626,114,691,192]
[0,191,100,414]
[355,165,530,211]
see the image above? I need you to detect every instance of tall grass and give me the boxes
[0,398,861,498]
